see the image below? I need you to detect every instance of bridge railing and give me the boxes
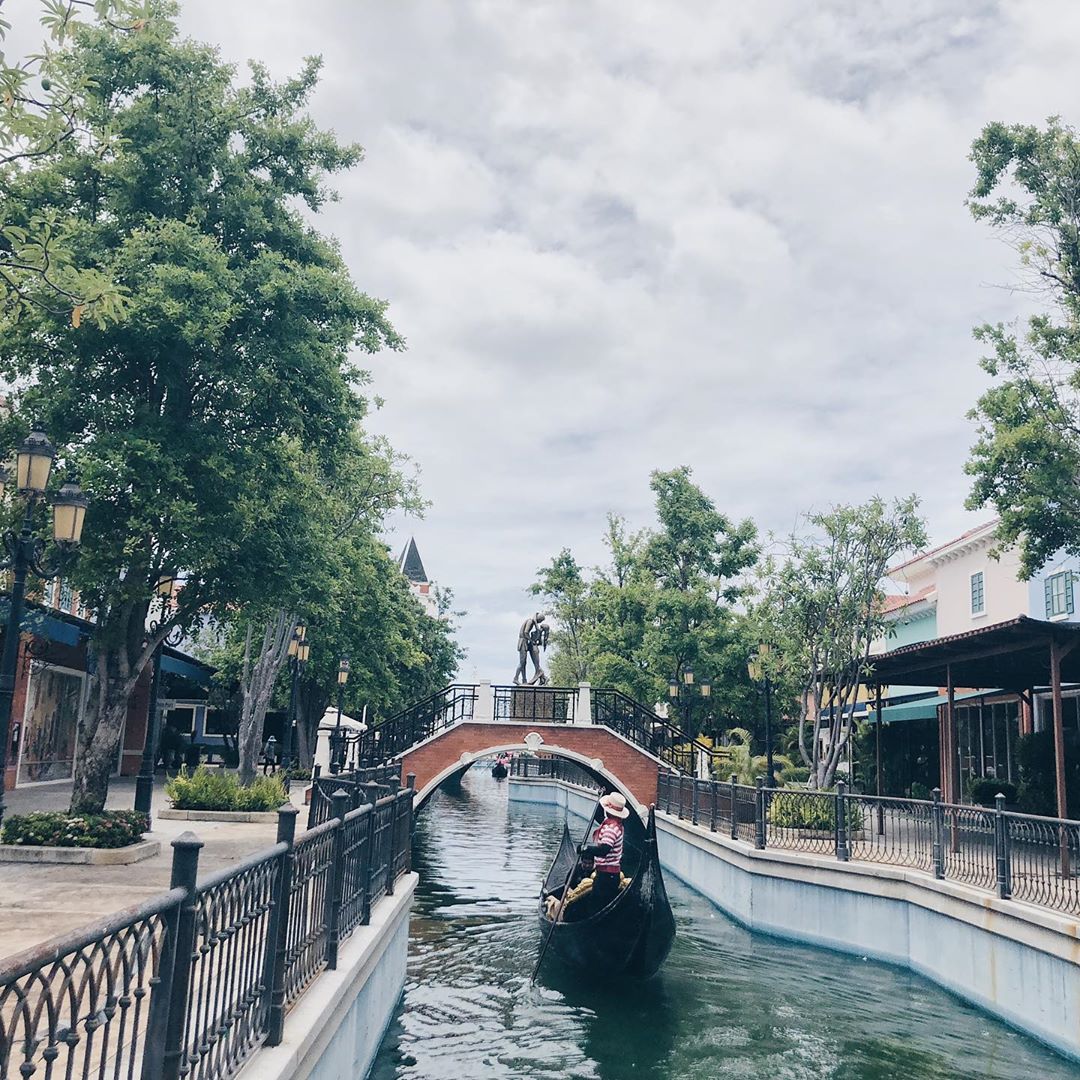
[492,684,577,722]
[355,684,477,766]
[0,788,414,1080]
[656,773,1080,919]
[591,688,710,775]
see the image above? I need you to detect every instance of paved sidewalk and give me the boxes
[0,777,298,962]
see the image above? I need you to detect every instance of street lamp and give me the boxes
[134,571,180,815]
[330,657,349,775]
[747,643,776,787]
[280,623,309,790]
[669,668,709,774]
[0,426,86,825]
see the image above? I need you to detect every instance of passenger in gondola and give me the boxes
[578,792,630,914]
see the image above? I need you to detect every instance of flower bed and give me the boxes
[0,809,149,849]
[165,766,287,812]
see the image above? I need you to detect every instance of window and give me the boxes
[1045,571,1075,618]
[59,580,74,612]
[970,571,985,615]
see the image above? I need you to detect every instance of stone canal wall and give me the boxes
[509,776,1080,1064]
[243,874,416,1080]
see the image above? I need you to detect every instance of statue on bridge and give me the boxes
[513,612,550,686]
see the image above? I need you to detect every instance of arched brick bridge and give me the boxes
[349,682,710,812]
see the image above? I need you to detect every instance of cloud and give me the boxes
[172,0,1080,678]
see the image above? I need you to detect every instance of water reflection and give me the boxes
[371,772,1077,1080]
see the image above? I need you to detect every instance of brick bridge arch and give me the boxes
[401,721,667,812]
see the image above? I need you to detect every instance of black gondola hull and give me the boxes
[491,763,508,779]
[538,808,675,979]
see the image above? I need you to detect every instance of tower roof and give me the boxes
[398,537,428,583]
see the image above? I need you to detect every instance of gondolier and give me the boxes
[579,792,629,913]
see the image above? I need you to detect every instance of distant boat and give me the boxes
[537,807,675,978]
[491,761,508,779]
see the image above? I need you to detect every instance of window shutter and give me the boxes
[1068,571,1075,615]
[1046,576,1055,617]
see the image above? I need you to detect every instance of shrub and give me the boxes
[766,791,864,833]
[1,810,149,849]
[966,777,1018,807]
[166,766,287,812]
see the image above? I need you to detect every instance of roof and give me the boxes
[398,537,428,583]
[882,584,935,614]
[869,615,1080,692]
[875,689,989,724]
[887,520,999,576]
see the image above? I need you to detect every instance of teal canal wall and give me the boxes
[509,776,1080,1063]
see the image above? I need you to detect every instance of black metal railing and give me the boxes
[492,685,577,722]
[655,774,1080,919]
[356,684,477,765]
[307,764,401,829]
[591,688,709,775]
[0,784,414,1080]
[509,755,603,791]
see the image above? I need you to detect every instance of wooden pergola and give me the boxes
[868,616,1080,817]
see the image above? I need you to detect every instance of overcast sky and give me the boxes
[171,1,1080,679]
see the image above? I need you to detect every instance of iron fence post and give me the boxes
[710,777,719,832]
[265,805,298,1046]
[160,832,204,1080]
[835,781,849,861]
[386,795,398,899]
[307,764,322,830]
[691,777,700,825]
[995,793,1012,900]
[324,789,350,971]
[931,787,945,879]
[754,777,766,850]
[730,774,739,840]
[407,772,416,790]
[362,781,380,924]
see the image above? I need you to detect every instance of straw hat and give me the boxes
[600,792,630,819]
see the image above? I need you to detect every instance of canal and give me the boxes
[371,772,1077,1079]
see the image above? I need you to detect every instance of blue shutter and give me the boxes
[1068,571,1075,615]
[1046,576,1055,617]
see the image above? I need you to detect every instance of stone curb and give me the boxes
[0,839,161,865]
[158,808,280,823]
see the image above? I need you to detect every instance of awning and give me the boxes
[161,652,213,687]
[875,689,994,724]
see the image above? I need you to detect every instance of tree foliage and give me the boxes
[756,496,926,789]
[0,2,408,811]
[533,467,759,735]
[965,119,1080,575]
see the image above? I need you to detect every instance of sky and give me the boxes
[167,0,1080,679]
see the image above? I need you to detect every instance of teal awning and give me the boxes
[161,652,213,687]
[875,689,993,724]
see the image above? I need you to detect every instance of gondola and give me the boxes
[491,761,508,779]
[537,805,675,978]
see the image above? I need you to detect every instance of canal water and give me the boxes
[371,772,1077,1080]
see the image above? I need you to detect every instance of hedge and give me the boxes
[766,791,865,832]
[1,810,149,849]
[165,766,287,812]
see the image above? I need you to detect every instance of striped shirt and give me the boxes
[593,818,624,873]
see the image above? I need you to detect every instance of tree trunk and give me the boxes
[295,680,329,770]
[237,611,297,784]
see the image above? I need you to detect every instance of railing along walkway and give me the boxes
[655,774,1080,920]
[0,781,415,1080]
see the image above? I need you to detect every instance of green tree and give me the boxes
[533,468,759,731]
[0,0,146,320]
[965,119,1080,574]
[758,496,926,789]
[531,548,590,685]
[0,3,402,812]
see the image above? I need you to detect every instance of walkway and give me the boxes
[0,777,284,960]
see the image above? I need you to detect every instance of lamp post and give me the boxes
[667,667,710,774]
[330,657,349,775]
[747,644,776,787]
[133,572,180,815]
[0,426,87,825]
[280,624,308,791]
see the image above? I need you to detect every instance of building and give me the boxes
[1,577,214,795]
[871,519,1080,797]
[398,537,439,618]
